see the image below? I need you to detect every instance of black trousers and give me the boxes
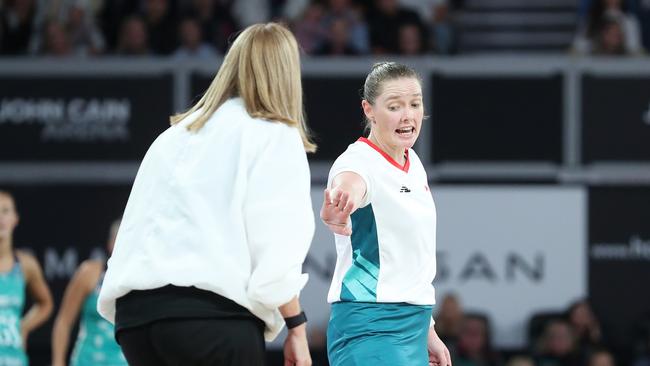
[117,317,266,366]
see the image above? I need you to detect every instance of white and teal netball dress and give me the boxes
[326,137,437,366]
[0,256,27,366]
[70,272,127,366]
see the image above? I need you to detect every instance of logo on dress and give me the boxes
[399,185,411,193]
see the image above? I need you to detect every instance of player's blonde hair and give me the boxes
[170,22,316,152]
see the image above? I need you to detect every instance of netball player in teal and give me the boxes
[0,190,54,366]
[52,220,127,366]
[321,62,452,366]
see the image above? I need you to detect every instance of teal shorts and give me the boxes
[327,302,432,366]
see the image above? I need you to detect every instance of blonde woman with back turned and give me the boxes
[98,22,316,366]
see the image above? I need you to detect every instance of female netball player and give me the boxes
[52,220,127,366]
[98,22,315,366]
[321,62,452,366]
[0,190,53,366]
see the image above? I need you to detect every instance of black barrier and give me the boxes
[1,184,131,365]
[0,75,173,161]
[589,186,650,364]
[582,75,650,163]
[191,73,366,161]
[431,74,564,163]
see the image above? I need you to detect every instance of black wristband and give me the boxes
[284,311,307,329]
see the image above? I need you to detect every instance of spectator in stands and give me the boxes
[535,319,583,366]
[64,2,106,56]
[293,2,327,54]
[0,0,37,54]
[430,0,456,54]
[42,19,72,56]
[572,0,644,55]
[567,300,603,352]
[398,22,425,55]
[173,17,218,58]
[399,0,440,21]
[322,0,369,54]
[452,314,501,366]
[314,17,359,55]
[435,293,464,346]
[505,355,535,366]
[367,0,426,54]
[593,16,628,54]
[588,349,617,366]
[97,0,138,51]
[633,0,650,51]
[141,0,176,55]
[116,16,149,56]
[181,0,237,53]
[231,0,309,28]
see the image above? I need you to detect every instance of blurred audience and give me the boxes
[367,0,426,54]
[116,16,149,56]
[430,0,455,54]
[435,293,465,346]
[173,17,218,58]
[534,319,583,366]
[321,0,369,53]
[64,2,105,56]
[314,17,359,55]
[505,355,535,366]
[180,0,237,53]
[588,349,617,366]
[141,0,177,55]
[398,22,424,55]
[452,313,501,366]
[573,0,644,55]
[293,2,327,54]
[231,0,309,28]
[97,0,138,51]
[40,19,72,56]
[1,0,37,54]
[567,300,604,353]
[5,0,650,58]
[635,0,650,51]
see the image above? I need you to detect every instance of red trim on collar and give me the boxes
[358,137,410,173]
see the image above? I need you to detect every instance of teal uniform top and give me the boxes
[0,256,27,366]
[70,272,127,366]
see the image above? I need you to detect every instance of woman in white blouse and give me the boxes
[98,22,316,366]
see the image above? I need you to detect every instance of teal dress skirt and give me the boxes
[327,302,433,366]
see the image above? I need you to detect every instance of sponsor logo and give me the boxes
[399,185,411,193]
[0,98,131,142]
[590,235,650,261]
[436,251,544,283]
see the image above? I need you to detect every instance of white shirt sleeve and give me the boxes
[328,149,373,208]
[244,124,315,314]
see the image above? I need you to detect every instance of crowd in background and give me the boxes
[1,0,649,58]
[424,294,650,366]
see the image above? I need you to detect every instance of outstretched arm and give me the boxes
[320,172,367,236]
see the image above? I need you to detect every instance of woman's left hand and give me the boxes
[427,327,452,366]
